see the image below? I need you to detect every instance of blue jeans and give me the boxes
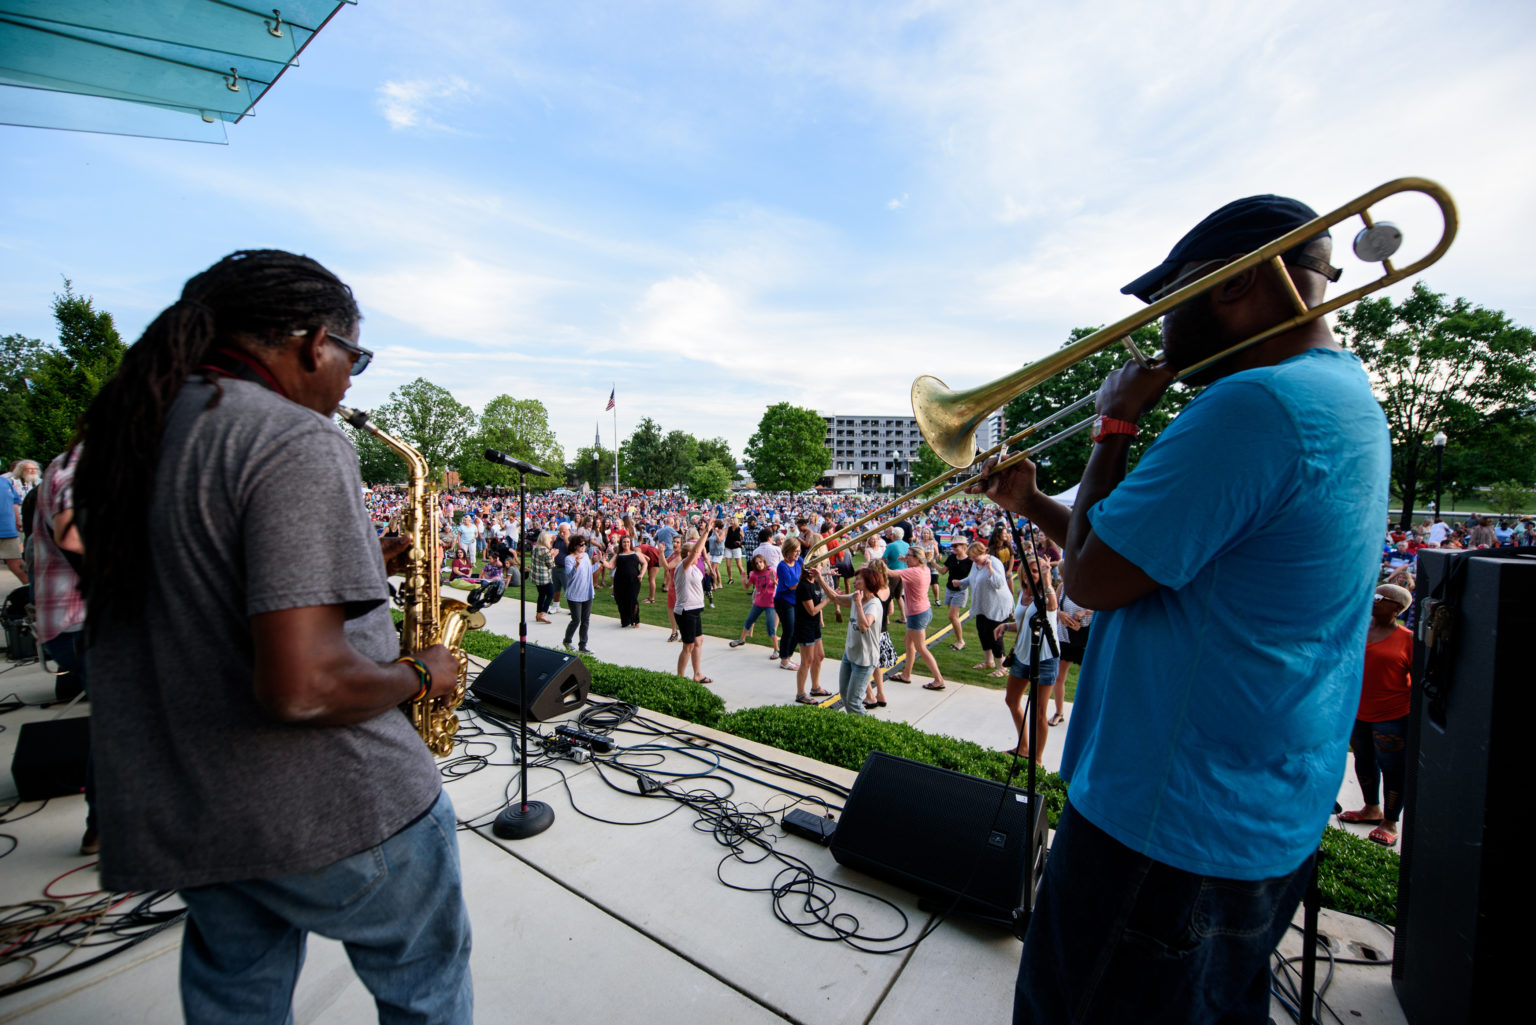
[179,791,472,1025]
[1350,715,1408,822]
[742,603,776,637]
[774,598,796,660]
[838,658,873,715]
[1015,801,1311,1025]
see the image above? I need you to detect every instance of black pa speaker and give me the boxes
[830,751,1048,925]
[1392,550,1530,1024]
[471,642,590,722]
[10,716,91,801]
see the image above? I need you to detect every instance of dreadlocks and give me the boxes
[76,250,360,622]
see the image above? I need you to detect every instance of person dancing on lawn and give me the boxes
[967,541,1014,676]
[887,546,946,690]
[773,536,803,671]
[823,564,884,714]
[1001,552,1059,763]
[730,553,777,649]
[792,558,829,704]
[673,520,714,683]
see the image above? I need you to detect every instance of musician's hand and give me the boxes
[411,644,461,701]
[381,532,414,575]
[966,452,1042,518]
[1096,358,1177,423]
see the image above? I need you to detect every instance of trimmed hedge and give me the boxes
[717,704,1068,827]
[434,619,1401,923]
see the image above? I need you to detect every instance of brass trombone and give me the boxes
[807,178,1457,567]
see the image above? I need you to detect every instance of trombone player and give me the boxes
[972,195,1391,1024]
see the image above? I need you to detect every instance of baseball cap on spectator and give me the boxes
[1121,195,1340,303]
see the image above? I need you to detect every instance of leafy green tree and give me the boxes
[660,429,699,488]
[696,437,735,477]
[0,333,45,463]
[343,418,405,485]
[1003,324,1187,494]
[1336,283,1536,528]
[17,283,128,463]
[458,395,564,490]
[909,442,952,498]
[568,444,616,489]
[1487,479,1533,516]
[687,461,732,502]
[744,402,830,491]
[364,378,475,480]
[619,417,669,488]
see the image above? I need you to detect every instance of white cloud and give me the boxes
[887,193,909,211]
[376,76,476,131]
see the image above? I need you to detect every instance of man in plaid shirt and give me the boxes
[33,445,96,853]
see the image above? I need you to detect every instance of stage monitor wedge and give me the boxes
[471,642,590,722]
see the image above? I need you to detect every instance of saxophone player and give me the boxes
[76,251,473,1024]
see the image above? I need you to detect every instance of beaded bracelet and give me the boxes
[395,656,432,701]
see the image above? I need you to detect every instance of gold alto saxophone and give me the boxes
[338,405,484,757]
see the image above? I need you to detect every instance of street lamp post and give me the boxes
[1432,430,1447,518]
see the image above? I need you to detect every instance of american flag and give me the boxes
[605,388,615,411]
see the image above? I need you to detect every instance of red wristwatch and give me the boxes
[1091,415,1140,443]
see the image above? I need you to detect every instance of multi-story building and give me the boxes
[820,408,1005,490]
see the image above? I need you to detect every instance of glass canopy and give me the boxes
[0,1,353,143]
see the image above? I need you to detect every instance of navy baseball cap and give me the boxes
[1121,195,1334,303]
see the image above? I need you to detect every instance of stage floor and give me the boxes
[0,654,1406,1024]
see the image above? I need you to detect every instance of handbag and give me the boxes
[877,630,899,669]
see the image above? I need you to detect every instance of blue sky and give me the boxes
[4,0,1534,461]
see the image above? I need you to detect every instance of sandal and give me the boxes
[868,700,887,708]
[780,662,800,671]
[948,642,966,651]
[794,694,818,705]
[667,631,679,642]
[922,681,947,691]
[971,663,992,671]
[809,689,831,697]
[729,640,745,648]
[694,676,713,684]
[1048,713,1065,726]
[886,673,909,683]
[1337,810,1383,825]
[1367,827,1398,847]
[988,668,1009,678]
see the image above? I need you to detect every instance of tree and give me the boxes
[744,402,830,492]
[344,420,405,485]
[15,283,127,464]
[619,417,669,489]
[687,461,732,502]
[1487,479,1533,516]
[1003,324,1189,494]
[1336,283,1536,528]
[909,442,952,498]
[364,378,475,480]
[660,429,699,488]
[567,444,616,489]
[697,437,735,477]
[458,395,564,489]
[0,333,45,463]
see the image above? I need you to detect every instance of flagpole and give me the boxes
[611,382,618,492]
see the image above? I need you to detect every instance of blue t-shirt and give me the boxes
[0,484,20,539]
[882,540,909,569]
[774,558,802,603]
[655,525,678,556]
[1061,348,1389,880]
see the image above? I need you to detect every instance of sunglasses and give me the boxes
[292,326,373,376]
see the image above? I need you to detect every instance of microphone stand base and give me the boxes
[493,800,555,839]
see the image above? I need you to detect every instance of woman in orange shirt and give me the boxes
[1338,583,1413,846]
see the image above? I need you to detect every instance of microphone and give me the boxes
[484,448,549,477]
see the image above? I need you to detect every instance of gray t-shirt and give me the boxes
[87,379,441,891]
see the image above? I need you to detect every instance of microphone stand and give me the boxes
[495,462,554,839]
[1006,516,1057,936]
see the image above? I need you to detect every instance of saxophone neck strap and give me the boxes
[197,346,291,399]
